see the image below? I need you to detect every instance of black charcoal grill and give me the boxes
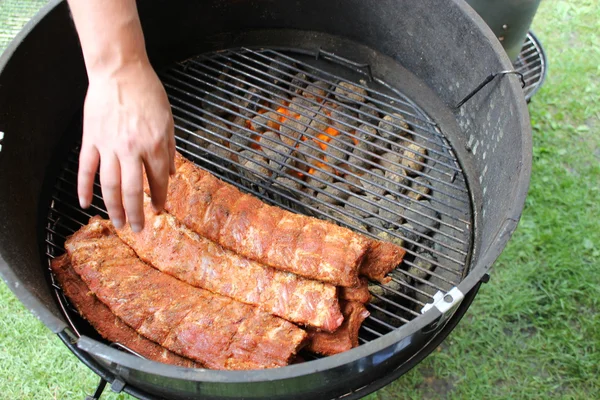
[0,1,531,399]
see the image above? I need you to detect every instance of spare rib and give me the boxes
[116,194,343,332]
[155,153,404,286]
[50,254,200,368]
[65,217,307,370]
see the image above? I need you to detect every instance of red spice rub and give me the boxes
[359,241,406,283]
[339,277,371,304]
[65,217,307,370]
[157,153,369,287]
[306,301,370,356]
[116,194,343,332]
[50,254,199,368]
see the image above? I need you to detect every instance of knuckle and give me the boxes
[123,187,143,198]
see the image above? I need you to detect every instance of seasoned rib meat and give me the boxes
[65,217,307,370]
[359,241,406,283]
[340,277,371,304]
[306,301,370,356]
[116,194,343,332]
[156,153,372,287]
[50,254,199,368]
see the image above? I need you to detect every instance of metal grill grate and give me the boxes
[45,48,473,351]
[514,32,547,100]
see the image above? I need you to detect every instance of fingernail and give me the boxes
[113,219,124,229]
[131,223,143,233]
[79,199,90,209]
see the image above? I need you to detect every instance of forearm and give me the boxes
[67,0,148,77]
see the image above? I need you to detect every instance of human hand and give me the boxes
[77,59,176,232]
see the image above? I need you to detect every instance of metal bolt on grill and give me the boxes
[45,48,473,352]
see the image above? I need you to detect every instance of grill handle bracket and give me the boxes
[455,70,525,109]
[420,287,465,315]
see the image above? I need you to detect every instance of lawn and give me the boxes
[1,0,599,399]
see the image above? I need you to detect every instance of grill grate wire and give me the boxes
[514,32,547,100]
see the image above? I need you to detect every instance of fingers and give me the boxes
[77,144,100,209]
[99,152,125,229]
[120,155,145,232]
[144,140,170,213]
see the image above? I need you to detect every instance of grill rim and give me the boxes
[0,0,532,396]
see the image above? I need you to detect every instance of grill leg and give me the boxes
[85,377,107,400]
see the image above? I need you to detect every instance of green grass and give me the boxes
[1,0,599,399]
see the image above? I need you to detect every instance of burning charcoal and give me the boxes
[360,169,387,197]
[296,141,324,165]
[403,200,439,234]
[358,103,381,125]
[279,116,309,146]
[322,134,354,163]
[228,131,251,152]
[227,74,247,96]
[402,143,428,173]
[384,168,409,194]
[390,133,415,155]
[316,182,352,205]
[202,116,231,144]
[406,251,435,281]
[327,182,352,202]
[269,87,289,109]
[325,209,366,232]
[266,56,294,84]
[290,72,308,94]
[205,143,233,160]
[262,132,293,170]
[274,176,302,192]
[306,164,336,189]
[408,177,431,200]
[397,223,420,249]
[250,112,280,133]
[365,217,385,234]
[288,97,315,117]
[376,231,405,248]
[344,195,379,218]
[174,126,191,141]
[378,113,410,140]
[342,174,364,193]
[346,141,376,173]
[302,81,330,101]
[305,113,330,138]
[233,87,262,117]
[187,128,213,150]
[201,89,231,116]
[354,124,378,151]
[329,104,359,130]
[378,194,406,226]
[334,81,367,103]
[431,231,465,273]
[288,152,310,173]
[369,278,404,305]
[378,152,401,170]
[239,150,271,178]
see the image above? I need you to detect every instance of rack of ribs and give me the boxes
[50,254,200,368]
[155,153,405,286]
[116,194,343,332]
[306,301,370,356]
[64,217,307,370]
